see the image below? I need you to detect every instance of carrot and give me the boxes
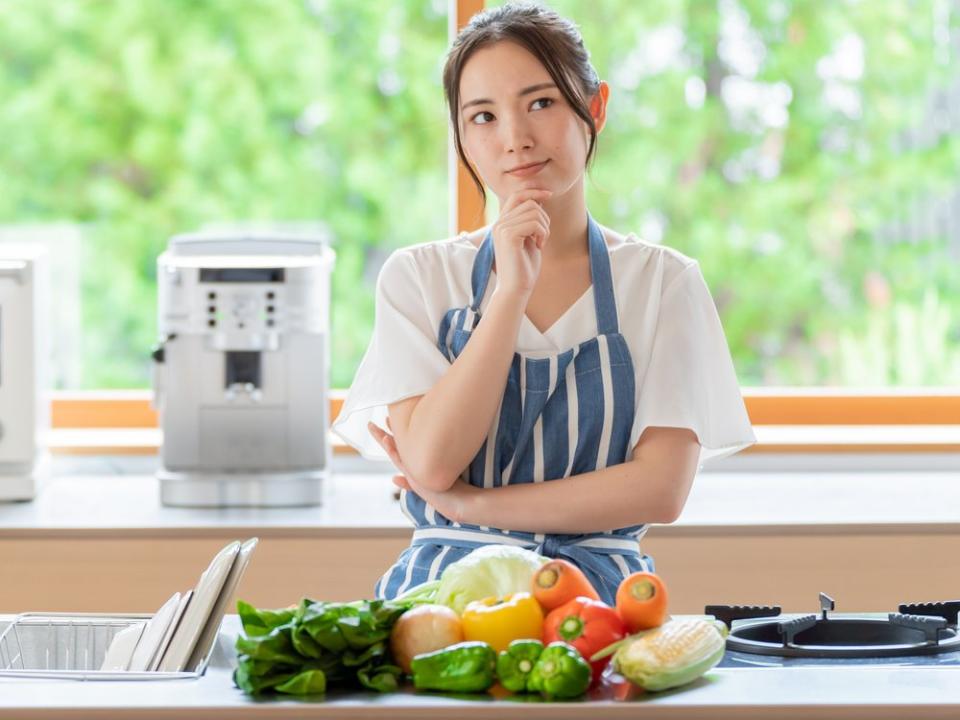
[615,571,669,632]
[532,559,600,611]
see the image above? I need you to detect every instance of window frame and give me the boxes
[48,389,960,456]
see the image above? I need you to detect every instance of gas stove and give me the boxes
[707,593,960,668]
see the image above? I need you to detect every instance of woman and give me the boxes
[332,3,756,604]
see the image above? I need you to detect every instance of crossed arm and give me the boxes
[369,410,701,534]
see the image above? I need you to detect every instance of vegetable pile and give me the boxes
[234,545,728,700]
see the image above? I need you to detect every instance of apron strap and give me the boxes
[470,231,495,313]
[587,215,620,336]
[469,214,620,335]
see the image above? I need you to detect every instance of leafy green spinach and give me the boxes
[234,597,413,696]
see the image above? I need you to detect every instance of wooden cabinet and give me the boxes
[2,529,956,614]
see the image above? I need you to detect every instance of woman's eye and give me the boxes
[470,98,553,125]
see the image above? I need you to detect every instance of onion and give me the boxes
[390,604,464,674]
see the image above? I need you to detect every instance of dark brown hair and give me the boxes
[442,3,601,207]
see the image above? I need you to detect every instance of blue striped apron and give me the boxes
[375,215,653,605]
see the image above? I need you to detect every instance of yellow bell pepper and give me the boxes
[461,592,544,653]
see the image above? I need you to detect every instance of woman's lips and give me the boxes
[507,160,549,177]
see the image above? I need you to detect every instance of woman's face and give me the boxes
[457,40,607,203]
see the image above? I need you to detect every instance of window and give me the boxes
[490,0,960,387]
[2,0,957,450]
[0,0,449,390]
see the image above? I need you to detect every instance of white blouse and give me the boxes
[332,231,757,470]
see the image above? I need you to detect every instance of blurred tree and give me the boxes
[530,0,960,384]
[0,0,448,388]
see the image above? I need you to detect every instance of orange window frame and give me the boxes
[50,389,960,428]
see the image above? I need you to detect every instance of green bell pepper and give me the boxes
[527,641,591,699]
[496,639,544,692]
[410,641,497,693]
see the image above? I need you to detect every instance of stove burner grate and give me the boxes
[706,594,960,659]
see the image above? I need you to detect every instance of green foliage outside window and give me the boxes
[505,0,960,385]
[1,0,958,389]
[0,0,448,388]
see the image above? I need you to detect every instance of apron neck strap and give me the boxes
[587,214,619,335]
[470,213,620,335]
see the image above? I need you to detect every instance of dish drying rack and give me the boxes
[0,613,209,681]
[0,536,257,681]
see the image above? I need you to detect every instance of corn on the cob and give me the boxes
[612,618,726,692]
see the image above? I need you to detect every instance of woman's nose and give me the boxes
[501,114,534,153]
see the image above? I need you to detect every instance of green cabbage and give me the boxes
[434,544,548,614]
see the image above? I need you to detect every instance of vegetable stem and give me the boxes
[536,569,558,588]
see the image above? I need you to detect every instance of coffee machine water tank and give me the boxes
[152,231,335,507]
[0,244,49,501]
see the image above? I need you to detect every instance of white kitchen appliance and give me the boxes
[0,244,49,501]
[152,231,335,507]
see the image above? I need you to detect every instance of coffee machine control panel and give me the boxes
[205,286,281,331]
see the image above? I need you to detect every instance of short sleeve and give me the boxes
[628,262,756,469]
[331,250,452,461]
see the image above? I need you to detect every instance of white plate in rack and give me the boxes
[100,622,145,672]
[186,537,259,672]
[127,592,181,673]
[158,541,241,672]
[150,590,193,672]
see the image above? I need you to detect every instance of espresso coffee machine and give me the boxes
[152,230,335,507]
[0,244,49,501]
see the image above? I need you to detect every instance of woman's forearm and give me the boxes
[463,458,696,534]
[398,289,527,491]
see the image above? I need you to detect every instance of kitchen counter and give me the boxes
[0,471,409,539]
[2,464,960,614]
[2,615,960,719]
[3,464,960,537]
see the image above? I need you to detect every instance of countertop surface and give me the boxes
[2,615,960,719]
[1,461,960,538]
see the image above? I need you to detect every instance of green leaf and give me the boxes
[237,600,296,637]
[274,669,328,695]
[300,604,350,653]
[290,625,325,659]
[233,659,299,695]
[357,664,402,693]
[340,642,385,668]
[235,654,296,678]
[235,627,303,665]
[393,580,440,604]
